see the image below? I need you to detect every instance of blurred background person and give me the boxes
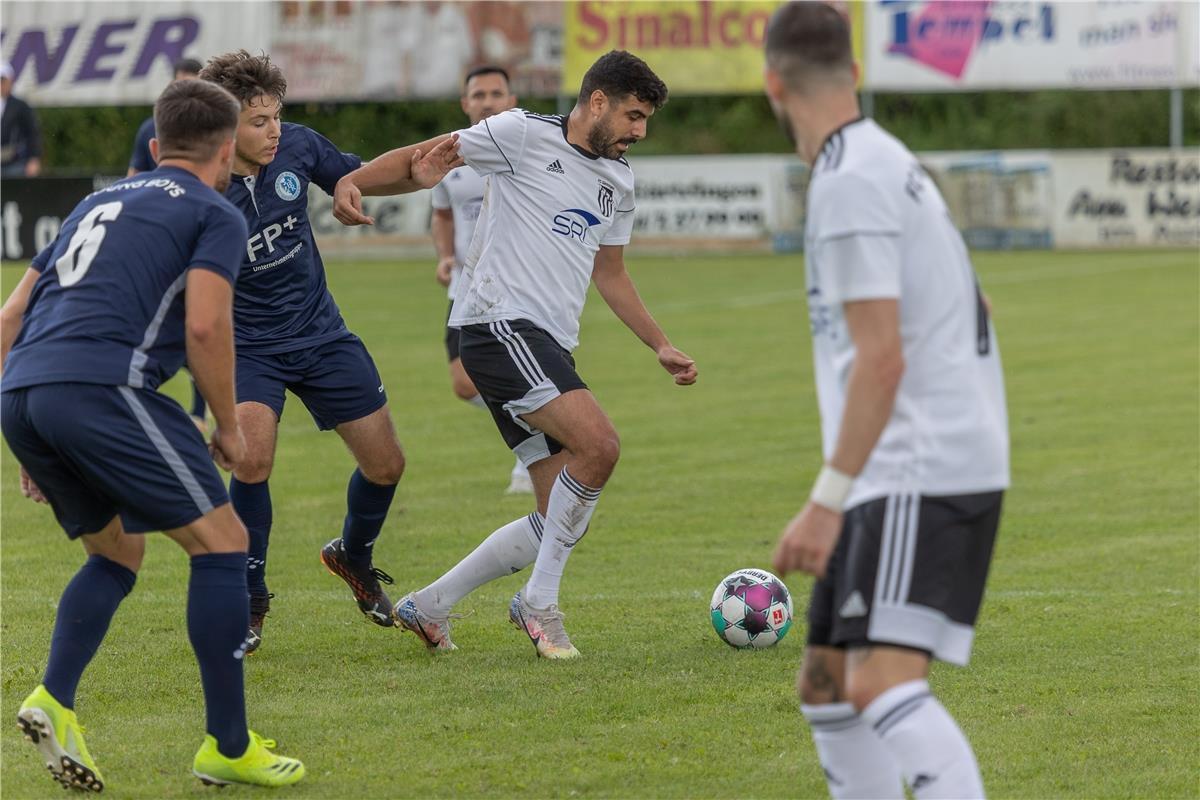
[1,61,42,177]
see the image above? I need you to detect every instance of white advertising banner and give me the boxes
[310,155,796,258]
[866,1,1199,90]
[1051,149,1200,248]
[628,155,788,242]
[0,1,270,106]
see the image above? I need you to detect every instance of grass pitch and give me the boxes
[2,249,1197,798]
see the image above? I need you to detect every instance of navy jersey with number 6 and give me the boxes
[3,166,247,392]
[224,122,361,354]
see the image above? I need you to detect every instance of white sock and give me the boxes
[802,703,905,799]
[860,680,985,800]
[522,468,599,609]
[467,394,487,409]
[414,513,543,617]
[512,456,529,479]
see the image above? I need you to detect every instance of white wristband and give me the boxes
[810,465,853,512]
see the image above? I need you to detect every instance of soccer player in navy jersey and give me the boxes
[127,57,209,433]
[1,79,303,790]
[198,51,461,651]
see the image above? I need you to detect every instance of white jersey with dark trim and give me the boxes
[430,165,485,299]
[447,108,636,352]
[804,118,1009,508]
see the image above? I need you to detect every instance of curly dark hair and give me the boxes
[577,50,668,109]
[198,50,287,105]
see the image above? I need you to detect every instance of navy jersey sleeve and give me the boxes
[31,239,57,273]
[305,128,362,195]
[129,118,156,173]
[190,202,249,284]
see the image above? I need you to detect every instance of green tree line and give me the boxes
[31,88,1200,174]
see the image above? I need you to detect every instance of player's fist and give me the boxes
[209,425,247,473]
[435,257,455,288]
[19,465,48,504]
[656,344,697,385]
[333,176,374,227]
[412,134,464,189]
[773,502,842,579]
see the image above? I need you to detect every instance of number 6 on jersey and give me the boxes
[55,201,124,287]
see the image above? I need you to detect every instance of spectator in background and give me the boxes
[1,61,42,177]
[128,58,204,176]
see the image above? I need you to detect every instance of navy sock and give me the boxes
[341,469,396,565]
[188,553,250,759]
[189,382,207,420]
[43,555,136,709]
[230,478,271,596]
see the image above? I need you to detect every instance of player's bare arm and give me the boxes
[592,244,697,385]
[773,298,904,579]
[431,208,456,287]
[333,134,464,226]
[0,267,39,371]
[184,268,245,472]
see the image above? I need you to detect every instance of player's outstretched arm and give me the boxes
[592,245,697,386]
[184,268,244,472]
[333,134,463,226]
[0,267,39,372]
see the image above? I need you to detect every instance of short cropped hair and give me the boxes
[199,50,287,106]
[463,65,510,90]
[153,79,240,162]
[173,57,203,77]
[577,50,668,110]
[765,2,854,90]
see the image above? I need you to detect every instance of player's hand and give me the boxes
[209,425,247,473]
[333,176,374,226]
[412,134,464,189]
[19,465,48,504]
[656,344,697,385]
[435,256,454,288]
[773,502,842,579]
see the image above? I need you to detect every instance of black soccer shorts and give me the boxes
[806,491,1003,666]
[456,318,588,466]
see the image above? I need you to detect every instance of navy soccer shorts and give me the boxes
[457,318,588,466]
[806,491,1004,666]
[235,334,387,430]
[1,384,230,538]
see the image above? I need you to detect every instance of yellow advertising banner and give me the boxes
[562,1,865,95]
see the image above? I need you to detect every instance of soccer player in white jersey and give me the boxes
[765,4,1009,799]
[431,65,531,494]
[334,50,697,659]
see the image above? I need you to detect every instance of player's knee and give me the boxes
[845,673,890,712]
[798,648,846,705]
[452,377,478,402]
[362,447,405,486]
[590,431,620,477]
[235,452,274,484]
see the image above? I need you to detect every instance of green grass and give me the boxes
[1,250,1197,798]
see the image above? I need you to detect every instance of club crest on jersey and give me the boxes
[597,180,615,218]
[275,171,302,201]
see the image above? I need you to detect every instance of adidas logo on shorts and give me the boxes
[545,159,565,174]
[838,590,868,618]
